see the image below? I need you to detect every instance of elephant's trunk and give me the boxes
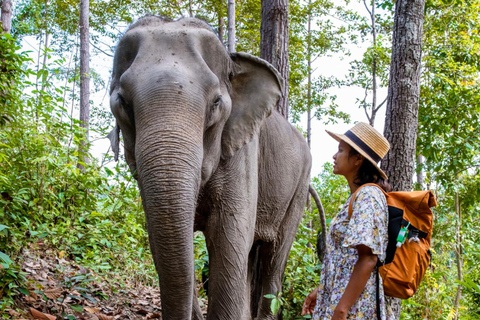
[134,93,204,319]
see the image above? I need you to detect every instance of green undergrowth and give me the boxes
[0,34,158,311]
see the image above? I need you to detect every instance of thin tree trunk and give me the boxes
[35,30,45,123]
[227,0,235,53]
[454,191,463,320]
[0,0,12,34]
[306,4,312,234]
[416,154,424,189]
[188,0,193,17]
[260,0,289,118]
[381,0,425,191]
[218,16,224,44]
[306,7,312,151]
[40,33,50,93]
[367,0,377,126]
[79,0,90,166]
[41,0,50,94]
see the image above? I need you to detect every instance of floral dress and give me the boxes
[312,185,401,320]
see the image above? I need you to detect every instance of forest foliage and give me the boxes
[1,0,480,319]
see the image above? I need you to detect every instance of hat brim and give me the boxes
[326,130,388,180]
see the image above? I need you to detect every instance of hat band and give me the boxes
[344,130,382,163]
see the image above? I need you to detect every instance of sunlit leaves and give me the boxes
[418,0,480,187]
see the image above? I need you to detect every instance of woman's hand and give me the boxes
[331,307,347,320]
[301,286,319,316]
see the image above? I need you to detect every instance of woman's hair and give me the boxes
[349,147,392,192]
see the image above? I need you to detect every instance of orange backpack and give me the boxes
[348,183,437,299]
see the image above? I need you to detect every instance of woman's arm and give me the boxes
[332,244,378,320]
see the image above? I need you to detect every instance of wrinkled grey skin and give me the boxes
[108,16,312,320]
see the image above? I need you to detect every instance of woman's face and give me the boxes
[332,140,363,178]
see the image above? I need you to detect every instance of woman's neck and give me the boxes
[345,170,360,194]
[348,180,359,194]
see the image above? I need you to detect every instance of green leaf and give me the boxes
[19,287,30,296]
[70,304,84,312]
[0,251,13,265]
[270,298,282,315]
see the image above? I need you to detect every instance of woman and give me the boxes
[302,122,401,320]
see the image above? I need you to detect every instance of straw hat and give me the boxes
[326,122,390,179]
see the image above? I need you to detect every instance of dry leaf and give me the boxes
[58,251,65,259]
[45,313,57,320]
[137,299,150,306]
[85,307,100,314]
[44,288,63,300]
[97,314,114,320]
[24,267,37,274]
[7,309,21,317]
[30,307,56,320]
[134,308,149,315]
[30,290,38,300]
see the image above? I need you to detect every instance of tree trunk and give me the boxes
[306,4,312,235]
[79,0,90,166]
[306,5,312,151]
[260,0,289,118]
[0,0,12,34]
[227,0,235,53]
[41,0,50,94]
[218,16,224,44]
[454,191,463,320]
[366,0,377,126]
[416,154,424,189]
[381,0,425,191]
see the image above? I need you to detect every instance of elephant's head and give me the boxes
[108,16,283,319]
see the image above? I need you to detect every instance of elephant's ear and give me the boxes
[221,52,284,158]
[107,124,120,161]
[109,88,137,177]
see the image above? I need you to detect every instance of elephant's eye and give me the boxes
[117,93,126,105]
[205,95,223,128]
[213,96,222,108]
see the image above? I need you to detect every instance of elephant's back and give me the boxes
[255,111,312,242]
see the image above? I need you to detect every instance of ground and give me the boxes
[4,243,208,319]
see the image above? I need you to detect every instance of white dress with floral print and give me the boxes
[312,185,401,320]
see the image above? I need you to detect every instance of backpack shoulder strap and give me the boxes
[348,183,387,219]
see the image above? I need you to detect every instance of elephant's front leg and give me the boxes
[204,144,258,320]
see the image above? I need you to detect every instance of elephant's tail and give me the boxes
[309,184,327,263]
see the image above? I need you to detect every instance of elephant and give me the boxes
[108,16,312,320]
